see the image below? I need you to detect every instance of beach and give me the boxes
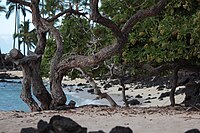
[0,71,199,132]
[0,106,200,133]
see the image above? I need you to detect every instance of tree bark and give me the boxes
[170,66,180,107]
[5,49,41,111]
[20,64,41,111]
[118,79,129,107]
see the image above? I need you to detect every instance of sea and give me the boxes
[0,79,109,112]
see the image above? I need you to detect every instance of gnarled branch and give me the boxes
[47,9,87,22]
[121,0,169,35]
[90,0,123,38]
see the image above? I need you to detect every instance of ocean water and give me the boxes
[0,79,29,111]
[0,79,108,112]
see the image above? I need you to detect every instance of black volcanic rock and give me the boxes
[109,126,133,133]
[128,99,140,105]
[185,129,200,133]
[158,92,170,99]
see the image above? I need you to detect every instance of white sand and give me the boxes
[0,70,23,78]
[0,107,200,133]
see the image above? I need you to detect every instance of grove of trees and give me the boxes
[1,0,200,111]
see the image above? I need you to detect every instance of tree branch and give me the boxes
[121,0,169,35]
[57,41,124,73]
[141,63,174,75]
[47,9,87,22]
[90,0,123,38]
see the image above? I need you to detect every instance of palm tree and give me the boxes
[5,1,30,51]
[17,20,37,55]
[0,5,5,12]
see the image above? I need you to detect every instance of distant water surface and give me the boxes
[0,79,29,111]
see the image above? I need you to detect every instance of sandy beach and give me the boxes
[0,71,199,133]
[0,106,200,133]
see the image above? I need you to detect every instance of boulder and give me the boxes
[50,115,87,133]
[109,126,133,133]
[185,128,200,133]
[21,115,87,133]
[37,120,51,133]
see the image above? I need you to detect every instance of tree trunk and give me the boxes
[50,73,66,108]
[20,64,41,111]
[170,66,179,106]
[30,60,52,110]
[118,79,129,107]
[5,49,47,111]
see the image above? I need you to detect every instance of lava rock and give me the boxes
[128,99,140,105]
[156,86,165,91]
[87,89,94,94]
[20,128,39,133]
[158,92,170,99]
[37,120,51,133]
[118,87,129,91]
[144,100,151,103]
[135,94,142,98]
[185,129,200,133]
[77,83,84,86]
[175,87,185,95]
[109,126,133,133]
[89,130,105,133]
[50,115,87,133]
[103,84,112,89]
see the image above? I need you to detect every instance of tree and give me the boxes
[16,20,37,55]
[6,0,30,51]
[0,1,6,12]
[5,0,169,111]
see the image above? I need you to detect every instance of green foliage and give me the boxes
[60,15,91,55]
[41,38,56,77]
[102,0,200,65]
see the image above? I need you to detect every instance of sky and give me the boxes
[0,0,32,54]
[0,0,15,54]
